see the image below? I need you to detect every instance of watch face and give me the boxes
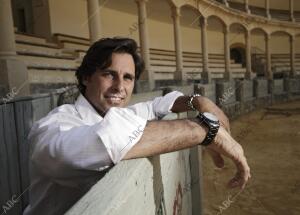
[203,112,218,122]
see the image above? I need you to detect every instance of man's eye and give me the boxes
[124,75,134,81]
[103,73,114,79]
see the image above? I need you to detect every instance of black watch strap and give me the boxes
[197,113,220,146]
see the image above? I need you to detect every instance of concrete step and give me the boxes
[273,68,300,73]
[255,54,300,59]
[153,72,174,80]
[15,32,47,45]
[184,68,202,73]
[16,43,73,58]
[232,68,247,73]
[151,66,176,73]
[28,69,77,84]
[271,60,300,64]
[151,64,245,73]
[150,49,226,59]
[18,54,78,70]
[61,41,89,51]
[153,71,247,81]
[272,54,300,58]
[272,62,300,66]
[15,32,58,48]
[54,33,90,46]
[150,55,235,64]
[151,60,201,67]
[153,71,227,81]
[151,60,243,69]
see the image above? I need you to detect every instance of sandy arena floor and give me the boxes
[202,100,300,215]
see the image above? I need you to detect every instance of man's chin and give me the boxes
[106,101,125,108]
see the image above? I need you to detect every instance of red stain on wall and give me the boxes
[173,183,183,215]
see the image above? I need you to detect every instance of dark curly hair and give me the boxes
[76,37,144,94]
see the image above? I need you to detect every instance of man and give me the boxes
[24,37,250,215]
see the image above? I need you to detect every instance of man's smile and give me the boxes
[104,95,125,104]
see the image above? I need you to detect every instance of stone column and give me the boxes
[87,0,102,43]
[222,0,229,7]
[290,35,295,77]
[265,34,272,80]
[290,0,295,22]
[245,30,252,79]
[223,25,232,80]
[0,0,16,58]
[171,6,185,83]
[0,0,29,96]
[135,0,154,90]
[245,0,251,14]
[265,0,271,19]
[200,17,210,83]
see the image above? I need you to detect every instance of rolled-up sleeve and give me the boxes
[94,107,147,164]
[30,107,147,179]
[128,91,184,120]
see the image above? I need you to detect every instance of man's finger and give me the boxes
[231,156,251,189]
[206,148,225,168]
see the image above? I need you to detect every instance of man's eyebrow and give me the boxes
[102,68,117,73]
[102,69,135,78]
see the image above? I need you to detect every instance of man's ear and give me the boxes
[82,75,89,86]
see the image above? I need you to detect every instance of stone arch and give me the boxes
[250,28,268,54]
[180,4,203,28]
[250,27,268,36]
[207,15,226,28]
[270,31,292,37]
[229,22,248,33]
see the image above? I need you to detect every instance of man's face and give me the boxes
[83,53,135,114]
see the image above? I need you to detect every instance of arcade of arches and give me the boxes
[0,0,300,95]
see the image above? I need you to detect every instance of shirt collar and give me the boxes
[75,94,103,125]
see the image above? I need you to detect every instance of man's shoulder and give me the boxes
[49,103,78,116]
[34,104,80,127]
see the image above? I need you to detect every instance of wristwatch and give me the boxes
[197,112,220,146]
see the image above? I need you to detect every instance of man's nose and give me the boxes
[112,77,124,92]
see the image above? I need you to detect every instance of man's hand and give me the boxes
[208,126,251,189]
[168,94,251,188]
[193,96,250,189]
[192,96,233,169]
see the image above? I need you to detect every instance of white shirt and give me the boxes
[23,91,183,215]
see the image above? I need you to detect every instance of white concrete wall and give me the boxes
[48,0,89,38]
[101,7,140,45]
[270,34,290,54]
[66,149,193,215]
[251,34,266,53]
[31,0,52,40]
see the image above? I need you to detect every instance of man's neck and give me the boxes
[83,94,107,118]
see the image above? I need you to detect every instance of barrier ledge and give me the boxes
[66,113,195,215]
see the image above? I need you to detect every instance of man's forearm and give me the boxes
[123,119,207,160]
